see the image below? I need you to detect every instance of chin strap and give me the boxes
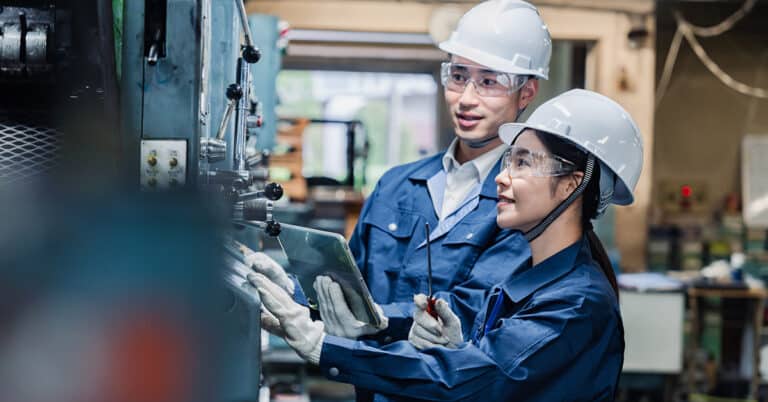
[524,155,596,242]
[461,135,501,148]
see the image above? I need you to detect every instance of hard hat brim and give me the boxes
[439,41,549,80]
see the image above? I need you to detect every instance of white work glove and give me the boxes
[408,294,463,350]
[249,273,325,364]
[241,247,295,295]
[313,275,388,339]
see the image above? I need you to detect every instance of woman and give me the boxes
[251,89,643,401]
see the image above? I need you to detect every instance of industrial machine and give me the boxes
[2,1,288,401]
[120,1,291,401]
[0,0,118,185]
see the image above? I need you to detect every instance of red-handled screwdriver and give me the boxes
[425,222,438,319]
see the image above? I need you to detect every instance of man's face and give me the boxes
[443,56,536,145]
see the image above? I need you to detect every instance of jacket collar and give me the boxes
[408,153,444,181]
[500,235,591,303]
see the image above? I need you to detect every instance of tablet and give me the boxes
[275,223,382,327]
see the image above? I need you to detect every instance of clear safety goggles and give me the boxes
[501,145,577,178]
[440,62,527,97]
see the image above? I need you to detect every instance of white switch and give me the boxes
[140,140,187,190]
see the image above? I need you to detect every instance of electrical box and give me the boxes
[658,180,708,215]
[140,139,187,190]
[621,290,685,373]
[742,135,768,228]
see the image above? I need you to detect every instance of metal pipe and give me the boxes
[233,59,250,171]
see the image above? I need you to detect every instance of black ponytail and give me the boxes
[533,131,619,300]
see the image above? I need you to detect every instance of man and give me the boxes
[251,0,551,347]
[315,0,552,339]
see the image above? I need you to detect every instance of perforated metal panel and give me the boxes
[0,115,62,185]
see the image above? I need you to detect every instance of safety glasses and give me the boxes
[501,145,577,178]
[440,62,527,97]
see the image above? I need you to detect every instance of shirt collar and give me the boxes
[500,235,592,303]
[441,138,508,183]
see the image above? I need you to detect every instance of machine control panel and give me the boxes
[140,139,187,190]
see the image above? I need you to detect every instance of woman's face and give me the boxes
[495,130,571,232]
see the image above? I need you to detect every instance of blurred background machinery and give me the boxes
[1,1,289,401]
[0,0,117,185]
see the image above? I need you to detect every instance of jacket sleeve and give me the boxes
[319,335,502,402]
[318,288,613,402]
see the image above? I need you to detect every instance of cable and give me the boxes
[655,27,684,108]
[678,16,768,99]
[686,0,757,37]
[655,0,768,107]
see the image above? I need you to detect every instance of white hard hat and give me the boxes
[439,0,552,79]
[499,89,644,208]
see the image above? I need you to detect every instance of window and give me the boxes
[276,70,438,193]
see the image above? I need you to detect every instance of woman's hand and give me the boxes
[408,294,463,349]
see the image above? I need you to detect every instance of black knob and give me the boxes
[264,182,283,201]
[265,220,281,237]
[242,45,261,64]
[226,84,243,100]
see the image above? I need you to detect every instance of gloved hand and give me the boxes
[408,294,463,349]
[241,246,295,295]
[248,273,325,364]
[313,276,388,339]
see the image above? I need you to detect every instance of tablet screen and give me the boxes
[276,223,381,327]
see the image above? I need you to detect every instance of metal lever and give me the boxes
[232,219,282,237]
[202,84,244,163]
[236,182,284,202]
[235,0,261,63]
[216,84,243,140]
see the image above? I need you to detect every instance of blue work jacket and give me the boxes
[349,152,530,339]
[319,236,625,402]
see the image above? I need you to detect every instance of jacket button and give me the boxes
[329,367,340,377]
[388,223,397,231]
[466,233,474,240]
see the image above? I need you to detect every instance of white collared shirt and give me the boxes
[440,139,508,219]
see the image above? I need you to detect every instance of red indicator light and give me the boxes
[681,185,692,198]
